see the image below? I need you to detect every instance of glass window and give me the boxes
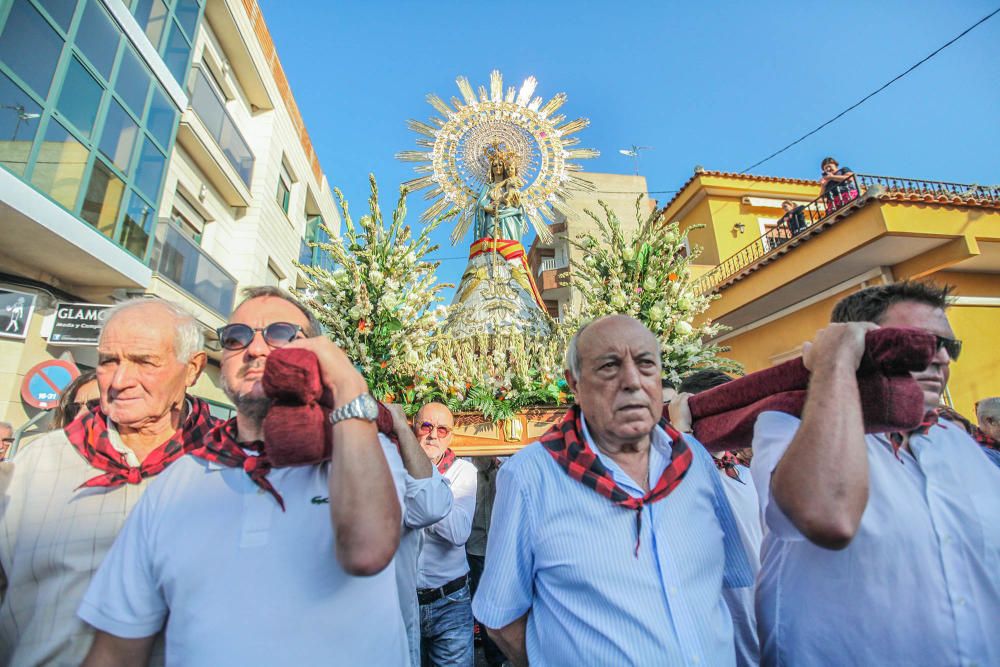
[134,135,165,198]
[0,1,65,97]
[99,100,138,172]
[75,0,119,81]
[56,56,103,138]
[145,84,176,148]
[0,72,43,176]
[115,46,150,116]
[132,0,168,49]
[80,158,124,237]
[174,0,200,40]
[276,174,290,213]
[119,190,154,259]
[31,119,88,209]
[162,20,191,83]
[35,0,77,31]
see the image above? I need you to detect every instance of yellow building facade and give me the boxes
[661,169,1000,420]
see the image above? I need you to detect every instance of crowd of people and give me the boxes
[0,279,998,666]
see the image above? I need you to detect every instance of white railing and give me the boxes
[540,257,567,272]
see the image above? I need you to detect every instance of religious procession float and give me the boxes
[298,72,739,455]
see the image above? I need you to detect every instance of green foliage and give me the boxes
[562,197,742,383]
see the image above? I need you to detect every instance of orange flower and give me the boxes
[357,319,368,332]
[380,360,388,368]
[668,273,678,281]
[384,392,395,402]
[465,382,472,390]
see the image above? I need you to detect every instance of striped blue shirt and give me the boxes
[472,418,752,665]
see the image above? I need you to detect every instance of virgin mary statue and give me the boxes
[444,142,551,339]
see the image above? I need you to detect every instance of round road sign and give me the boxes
[20,359,80,409]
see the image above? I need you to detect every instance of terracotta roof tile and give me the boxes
[660,169,820,213]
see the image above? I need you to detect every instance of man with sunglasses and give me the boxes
[1,298,215,666]
[78,286,411,666]
[750,280,1000,666]
[413,402,477,667]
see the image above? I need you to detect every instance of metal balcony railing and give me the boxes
[854,174,1000,203]
[692,173,996,295]
[188,67,254,187]
[540,257,567,272]
[151,218,237,315]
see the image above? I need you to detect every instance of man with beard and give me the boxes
[78,287,409,666]
[0,298,215,666]
[751,281,1000,665]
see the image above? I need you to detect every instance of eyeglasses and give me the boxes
[64,398,101,422]
[935,335,962,361]
[417,422,452,438]
[216,322,303,351]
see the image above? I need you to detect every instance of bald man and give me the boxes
[473,316,751,666]
[413,402,477,666]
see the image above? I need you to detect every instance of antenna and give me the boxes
[618,145,652,175]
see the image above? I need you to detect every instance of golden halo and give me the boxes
[397,70,599,244]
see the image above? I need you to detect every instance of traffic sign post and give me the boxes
[20,359,80,409]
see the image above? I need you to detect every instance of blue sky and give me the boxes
[258,0,999,295]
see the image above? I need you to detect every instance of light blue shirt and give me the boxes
[751,411,1000,667]
[718,464,762,667]
[472,418,752,666]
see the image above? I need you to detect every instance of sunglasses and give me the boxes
[65,398,101,422]
[417,422,452,438]
[217,322,303,351]
[935,335,962,361]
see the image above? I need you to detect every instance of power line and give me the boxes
[740,7,1000,174]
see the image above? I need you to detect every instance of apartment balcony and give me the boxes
[697,174,1000,333]
[176,67,254,207]
[149,218,237,318]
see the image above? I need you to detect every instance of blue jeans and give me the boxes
[419,582,474,667]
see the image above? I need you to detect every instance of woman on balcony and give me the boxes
[820,157,858,212]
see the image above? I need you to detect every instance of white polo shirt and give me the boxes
[751,410,1000,666]
[78,435,409,666]
[417,458,477,589]
[395,468,454,665]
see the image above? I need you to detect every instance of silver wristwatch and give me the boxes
[329,392,379,425]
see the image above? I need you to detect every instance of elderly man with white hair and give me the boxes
[0,298,216,666]
[472,315,752,666]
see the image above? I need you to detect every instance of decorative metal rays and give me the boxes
[397,70,599,245]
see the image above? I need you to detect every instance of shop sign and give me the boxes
[49,302,112,345]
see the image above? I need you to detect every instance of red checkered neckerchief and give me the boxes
[887,410,940,461]
[65,397,217,490]
[713,451,744,483]
[189,418,285,510]
[436,448,457,475]
[540,405,693,556]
